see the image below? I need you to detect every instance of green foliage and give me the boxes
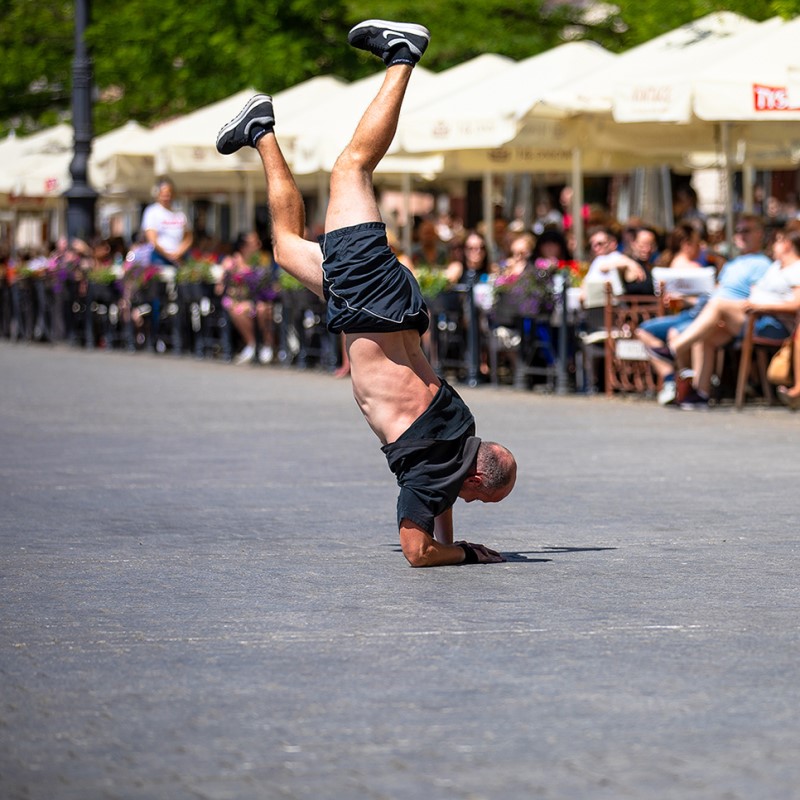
[3,0,800,136]
[278,269,305,292]
[0,0,74,129]
[86,0,363,133]
[86,266,118,285]
[413,265,450,299]
[176,260,215,284]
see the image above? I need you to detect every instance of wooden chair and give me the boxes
[734,311,793,410]
[603,286,664,397]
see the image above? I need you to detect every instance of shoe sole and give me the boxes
[216,94,273,152]
[657,387,677,406]
[348,20,431,42]
[777,388,800,411]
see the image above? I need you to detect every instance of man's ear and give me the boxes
[462,473,481,487]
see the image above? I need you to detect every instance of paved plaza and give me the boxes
[1,342,799,800]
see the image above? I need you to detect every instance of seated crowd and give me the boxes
[2,190,799,410]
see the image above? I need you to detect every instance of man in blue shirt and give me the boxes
[641,216,770,407]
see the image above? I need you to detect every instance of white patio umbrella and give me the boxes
[151,77,350,185]
[90,77,352,200]
[398,41,612,155]
[535,12,770,235]
[289,67,439,176]
[0,124,74,204]
[611,17,785,125]
[90,120,155,195]
[288,62,513,244]
[393,42,616,256]
[0,122,154,200]
[541,12,760,120]
[690,15,800,123]
[295,56,519,249]
[0,123,73,163]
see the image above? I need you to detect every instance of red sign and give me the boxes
[753,83,800,112]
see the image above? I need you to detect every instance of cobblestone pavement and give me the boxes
[1,342,799,800]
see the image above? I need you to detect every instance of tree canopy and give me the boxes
[1,0,798,137]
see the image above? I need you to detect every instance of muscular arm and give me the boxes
[399,518,505,567]
[433,507,453,544]
[400,519,468,567]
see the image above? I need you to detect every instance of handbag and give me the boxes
[767,336,794,385]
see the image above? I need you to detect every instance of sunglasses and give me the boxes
[735,227,755,234]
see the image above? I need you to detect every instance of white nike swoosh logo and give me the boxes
[381,29,422,56]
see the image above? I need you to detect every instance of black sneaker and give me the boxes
[679,387,709,410]
[216,94,274,155]
[348,19,430,66]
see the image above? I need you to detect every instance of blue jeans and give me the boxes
[749,315,791,340]
[637,296,709,342]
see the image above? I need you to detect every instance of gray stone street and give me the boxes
[1,341,799,800]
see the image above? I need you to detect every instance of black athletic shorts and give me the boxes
[320,221,430,336]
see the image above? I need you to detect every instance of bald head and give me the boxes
[459,441,517,503]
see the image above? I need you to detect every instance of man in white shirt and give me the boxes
[580,226,626,307]
[141,178,192,265]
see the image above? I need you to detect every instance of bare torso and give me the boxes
[346,329,441,445]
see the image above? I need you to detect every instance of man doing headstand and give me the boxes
[216,20,516,567]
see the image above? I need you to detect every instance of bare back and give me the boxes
[346,329,441,445]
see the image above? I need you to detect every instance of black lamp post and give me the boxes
[63,0,97,242]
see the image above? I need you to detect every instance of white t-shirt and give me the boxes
[749,259,800,304]
[582,253,624,307]
[141,202,188,253]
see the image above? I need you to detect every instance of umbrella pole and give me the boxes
[482,171,494,257]
[720,122,736,254]
[742,162,755,214]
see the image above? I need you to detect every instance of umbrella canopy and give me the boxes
[0,124,73,162]
[611,16,785,124]
[540,12,759,119]
[538,12,800,168]
[289,66,440,176]
[691,15,800,122]
[0,122,152,203]
[0,125,74,201]
[399,41,614,156]
[152,77,349,183]
[90,120,153,195]
[90,77,352,194]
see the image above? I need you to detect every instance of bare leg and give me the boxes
[637,326,674,380]
[789,327,800,397]
[325,65,413,233]
[256,301,275,351]
[229,302,256,347]
[254,133,324,298]
[673,298,746,360]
